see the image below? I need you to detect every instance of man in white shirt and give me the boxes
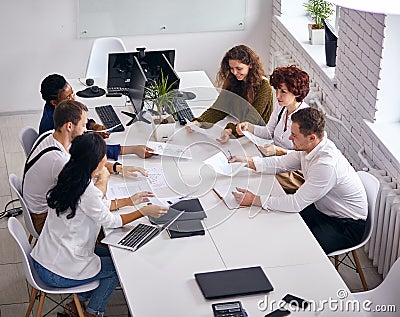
[23,101,88,233]
[230,107,367,253]
[23,100,144,234]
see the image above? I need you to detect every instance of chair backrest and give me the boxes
[19,127,38,157]
[8,174,39,240]
[353,256,400,313]
[8,217,42,290]
[85,37,127,78]
[357,171,380,243]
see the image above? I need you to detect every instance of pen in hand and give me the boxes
[86,123,122,133]
[227,150,233,160]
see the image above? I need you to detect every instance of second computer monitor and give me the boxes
[128,56,147,114]
[139,52,180,90]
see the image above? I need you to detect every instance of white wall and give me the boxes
[0,0,272,114]
[271,0,400,182]
[375,15,400,123]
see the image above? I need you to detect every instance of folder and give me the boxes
[195,266,274,299]
[167,220,205,238]
[149,198,206,225]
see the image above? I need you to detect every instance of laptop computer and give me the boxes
[195,266,274,299]
[101,209,185,252]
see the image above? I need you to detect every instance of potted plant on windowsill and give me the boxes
[304,0,333,45]
[144,71,178,142]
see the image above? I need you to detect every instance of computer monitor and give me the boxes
[138,52,180,90]
[107,49,178,91]
[135,48,176,68]
[127,56,147,114]
[107,52,136,91]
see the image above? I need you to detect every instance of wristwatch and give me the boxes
[113,162,122,174]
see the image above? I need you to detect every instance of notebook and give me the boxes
[149,198,206,225]
[195,266,273,299]
[101,209,184,252]
[167,220,205,239]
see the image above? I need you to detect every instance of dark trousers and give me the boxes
[300,204,366,254]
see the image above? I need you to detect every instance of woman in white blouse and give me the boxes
[31,133,168,317]
[237,65,310,155]
[236,65,310,193]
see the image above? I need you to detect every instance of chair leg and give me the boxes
[352,250,368,291]
[334,255,339,270]
[35,291,46,317]
[25,287,38,317]
[73,293,85,317]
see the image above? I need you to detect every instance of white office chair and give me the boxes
[328,171,380,290]
[85,37,127,78]
[9,173,39,244]
[8,217,99,317]
[19,126,38,157]
[353,256,400,316]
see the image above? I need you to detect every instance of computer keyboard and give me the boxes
[118,223,159,248]
[95,105,125,132]
[169,98,195,125]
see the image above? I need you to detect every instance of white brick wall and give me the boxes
[270,5,400,182]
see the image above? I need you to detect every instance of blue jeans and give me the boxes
[33,248,119,315]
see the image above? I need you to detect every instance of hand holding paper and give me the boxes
[186,121,216,140]
[147,141,192,159]
[204,151,245,176]
[242,130,272,147]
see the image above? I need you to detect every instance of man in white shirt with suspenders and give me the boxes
[23,100,144,234]
[23,101,88,233]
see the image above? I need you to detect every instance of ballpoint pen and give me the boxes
[86,123,122,133]
[227,150,233,160]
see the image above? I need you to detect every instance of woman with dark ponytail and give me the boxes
[31,133,168,317]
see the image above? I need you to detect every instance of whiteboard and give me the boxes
[78,0,246,38]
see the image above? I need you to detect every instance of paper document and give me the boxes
[106,181,152,200]
[186,122,216,139]
[204,152,245,176]
[242,131,272,147]
[147,141,192,159]
[134,167,168,190]
[213,184,241,210]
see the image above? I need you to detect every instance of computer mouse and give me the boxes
[181,91,196,100]
[90,85,99,93]
[86,78,94,86]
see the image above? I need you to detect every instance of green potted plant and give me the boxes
[303,0,333,45]
[144,71,178,141]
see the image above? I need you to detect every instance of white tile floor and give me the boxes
[0,113,383,316]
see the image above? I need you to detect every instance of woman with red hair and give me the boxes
[237,65,310,193]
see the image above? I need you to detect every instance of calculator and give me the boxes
[212,301,247,317]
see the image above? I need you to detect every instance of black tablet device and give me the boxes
[195,266,273,299]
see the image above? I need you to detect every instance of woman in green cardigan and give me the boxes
[189,45,273,143]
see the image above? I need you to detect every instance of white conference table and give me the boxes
[74,71,363,316]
